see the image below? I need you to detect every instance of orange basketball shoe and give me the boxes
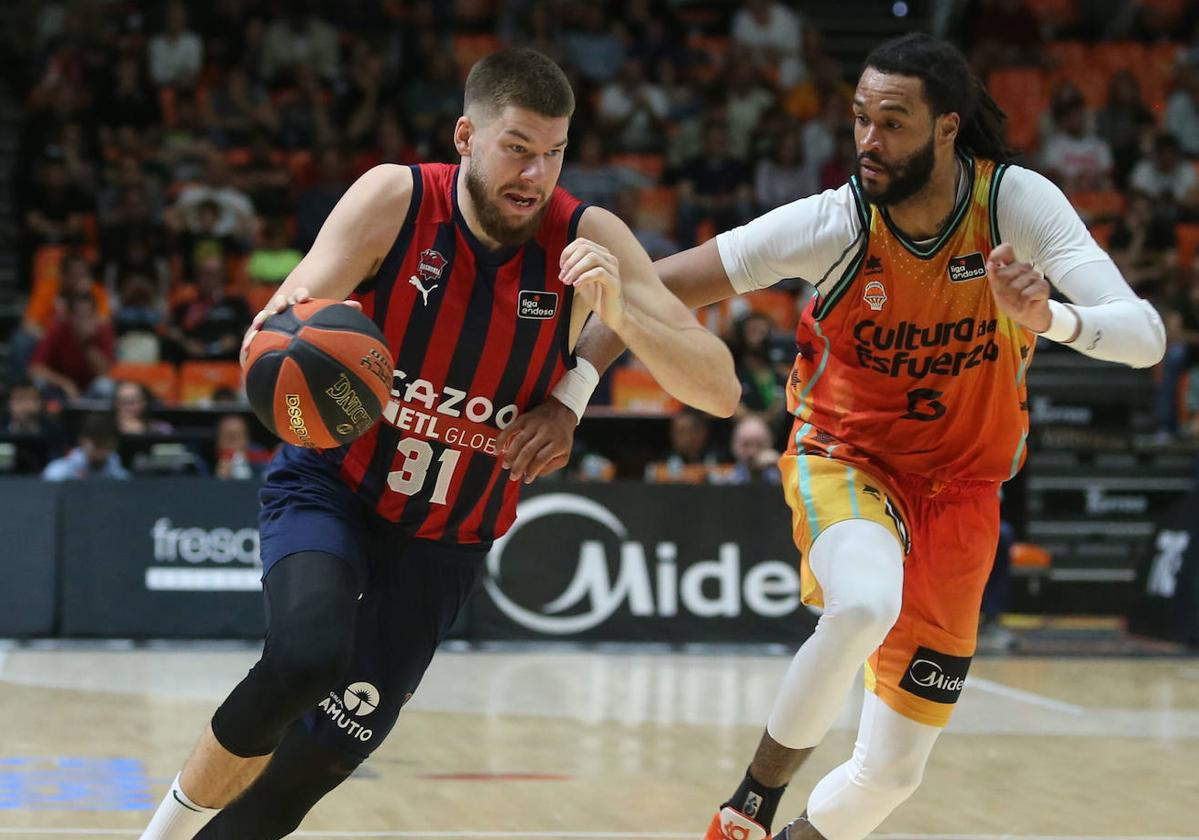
[704,805,771,840]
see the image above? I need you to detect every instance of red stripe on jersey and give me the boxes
[376,235,479,522]
[415,264,519,540]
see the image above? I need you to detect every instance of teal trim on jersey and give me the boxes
[1008,431,1028,479]
[794,422,821,537]
[794,318,833,416]
[813,179,869,322]
[881,152,976,260]
[989,162,1010,245]
[847,466,861,518]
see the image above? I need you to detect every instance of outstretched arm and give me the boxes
[574,237,739,378]
[566,206,740,417]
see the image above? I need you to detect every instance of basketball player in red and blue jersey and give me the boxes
[140,49,739,840]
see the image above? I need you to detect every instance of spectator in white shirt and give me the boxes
[1040,85,1113,193]
[170,153,256,246]
[597,58,670,153]
[1129,133,1199,212]
[260,4,341,84]
[1166,63,1199,157]
[147,1,203,88]
[755,126,821,211]
[731,0,806,88]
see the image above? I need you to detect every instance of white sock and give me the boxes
[140,773,220,840]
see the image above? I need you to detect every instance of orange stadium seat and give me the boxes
[109,362,178,403]
[1068,190,1125,222]
[1011,542,1051,571]
[1088,222,1114,249]
[179,361,244,405]
[636,186,678,234]
[610,366,681,413]
[452,34,502,83]
[745,289,798,332]
[1046,42,1107,108]
[609,153,665,181]
[247,284,278,314]
[987,68,1047,152]
[1174,223,1199,268]
[1024,0,1079,29]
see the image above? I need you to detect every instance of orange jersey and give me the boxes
[786,155,1035,484]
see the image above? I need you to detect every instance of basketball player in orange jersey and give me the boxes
[139,49,738,840]
[565,33,1166,840]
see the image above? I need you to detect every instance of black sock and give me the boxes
[723,766,787,832]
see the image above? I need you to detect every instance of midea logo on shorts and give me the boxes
[483,494,800,635]
[907,658,966,693]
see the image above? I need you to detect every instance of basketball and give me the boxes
[244,300,393,449]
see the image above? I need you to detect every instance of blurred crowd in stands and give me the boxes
[3,0,1199,484]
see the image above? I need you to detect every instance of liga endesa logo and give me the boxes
[482,494,802,635]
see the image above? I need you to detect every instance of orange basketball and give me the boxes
[244,300,393,449]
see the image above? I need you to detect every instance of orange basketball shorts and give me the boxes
[779,444,1001,727]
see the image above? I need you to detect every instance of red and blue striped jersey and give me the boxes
[337,163,584,543]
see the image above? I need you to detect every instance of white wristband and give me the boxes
[550,357,600,424]
[1037,299,1083,343]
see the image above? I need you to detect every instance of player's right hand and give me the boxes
[497,397,576,484]
[239,287,363,367]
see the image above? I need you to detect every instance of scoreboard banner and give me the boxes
[472,484,818,643]
[59,480,266,637]
[0,480,59,636]
[1127,489,1199,648]
[29,479,816,643]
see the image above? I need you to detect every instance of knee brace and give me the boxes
[212,551,359,758]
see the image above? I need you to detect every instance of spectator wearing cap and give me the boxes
[42,412,130,480]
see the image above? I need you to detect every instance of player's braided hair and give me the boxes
[864,33,1013,164]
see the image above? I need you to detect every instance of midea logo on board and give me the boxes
[483,494,800,634]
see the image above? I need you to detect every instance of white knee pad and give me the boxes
[767,520,903,750]
[806,692,942,840]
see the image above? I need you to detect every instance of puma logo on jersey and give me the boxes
[947,252,987,283]
[410,275,439,305]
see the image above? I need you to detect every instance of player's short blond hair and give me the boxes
[464,48,575,121]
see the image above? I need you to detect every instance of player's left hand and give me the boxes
[986,243,1052,333]
[561,237,626,332]
[497,397,576,484]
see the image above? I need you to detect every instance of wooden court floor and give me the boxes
[0,643,1196,839]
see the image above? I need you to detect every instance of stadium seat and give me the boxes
[1087,222,1114,249]
[179,361,244,405]
[109,361,178,403]
[1011,542,1052,571]
[610,366,681,413]
[1046,42,1106,108]
[1025,0,1080,30]
[987,68,1048,152]
[609,153,665,181]
[636,186,678,234]
[1068,190,1126,222]
[247,284,278,314]
[744,289,797,332]
[452,34,502,83]
[1174,223,1199,268]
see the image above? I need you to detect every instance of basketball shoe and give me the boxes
[704,805,770,840]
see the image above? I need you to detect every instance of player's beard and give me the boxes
[464,157,550,247]
[858,132,936,207]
